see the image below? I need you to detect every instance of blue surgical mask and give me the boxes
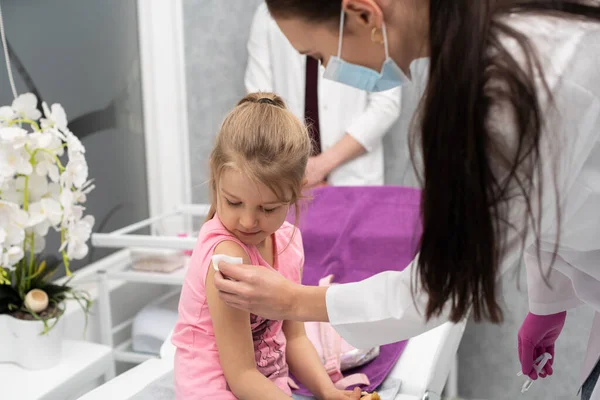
[323,10,409,92]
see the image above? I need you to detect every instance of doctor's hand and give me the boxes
[305,156,330,188]
[213,261,299,321]
[517,311,567,380]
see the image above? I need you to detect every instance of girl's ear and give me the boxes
[302,177,309,187]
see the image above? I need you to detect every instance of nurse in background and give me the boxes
[245,2,401,187]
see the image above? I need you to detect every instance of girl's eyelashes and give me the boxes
[226,199,241,207]
[224,197,281,213]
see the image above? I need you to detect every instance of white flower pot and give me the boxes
[0,313,64,369]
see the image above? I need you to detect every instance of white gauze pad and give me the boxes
[211,254,243,272]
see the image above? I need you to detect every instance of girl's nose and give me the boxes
[240,211,258,231]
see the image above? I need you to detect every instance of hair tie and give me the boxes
[257,97,277,106]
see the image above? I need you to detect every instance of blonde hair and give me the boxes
[206,92,311,223]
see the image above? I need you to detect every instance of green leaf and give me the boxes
[44,283,71,294]
[29,256,62,288]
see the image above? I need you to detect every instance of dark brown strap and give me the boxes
[304,56,321,155]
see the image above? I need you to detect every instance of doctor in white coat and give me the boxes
[245,2,401,187]
[215,0,600,398]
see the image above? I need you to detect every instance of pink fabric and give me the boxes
[518,311,567,380]
[303,275,371,390]
[172,216,303,399]
[334,374,371,390]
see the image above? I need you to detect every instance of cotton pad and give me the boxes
[211,254,243,272]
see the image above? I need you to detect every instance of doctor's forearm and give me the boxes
[292,285,330,322]
[319,134,366,172]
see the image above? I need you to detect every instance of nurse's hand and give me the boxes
[517,311,567,379]
[213,261,299,321]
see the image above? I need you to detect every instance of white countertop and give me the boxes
[0,340,113,400]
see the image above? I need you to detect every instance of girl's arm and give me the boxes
[283,320,340,399]
[206,240,291,400]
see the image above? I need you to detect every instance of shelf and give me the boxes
[110,288,181,339]
[91,204,210,377]
[114,339,157,364]
[91,204,210,250]
[94,248,190,286]
[106,263,188,286]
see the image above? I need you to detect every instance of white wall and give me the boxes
[182,0,263,204]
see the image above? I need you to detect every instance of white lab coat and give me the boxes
[244,3,401,186]
[326,14,600,397]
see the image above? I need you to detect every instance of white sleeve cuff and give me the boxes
[529,297,584,315]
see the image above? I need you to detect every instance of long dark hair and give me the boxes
[266,0,600,323]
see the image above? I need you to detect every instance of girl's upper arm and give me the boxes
[283,250,306,340]
[206,241,256,385]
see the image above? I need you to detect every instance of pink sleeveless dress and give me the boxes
[171,216,303,399]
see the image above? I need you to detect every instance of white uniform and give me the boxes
[326,14,600,397]
[244,3,401,186]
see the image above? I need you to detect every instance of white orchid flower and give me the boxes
[0,201,27,247]
[41,102,68,131]
[59,191,85,227]
[33,233,46,254]
[47,182,61,201]
[32,222,50,237]
[67,242,88,260]
[63,205,85,229]
[39,124,67,151]
[34,151,60,183]
[0,95,94,275]
[0,146,32,183]
[0,126,28,149]
[80,181,95,202]
[64,129,85,158]
[41,198,63,226]
[12,93,42,121]
[0,179,23,205]
[28,198,63,236]
[0,106,15,123]
[14,175,25,190]
[73,180,94,204]
[36,160,60,183]
[25,172,50,202]
[59,189,74,220]
[2,246,24,267]
[5,221,26,247]
[61,155,88,189]
[51,133,65,156]
[59,214,94,260]
[27,131,54,150]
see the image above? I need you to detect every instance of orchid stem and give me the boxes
[7,118,40,131]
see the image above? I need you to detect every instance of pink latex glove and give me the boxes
[518,311,566,380]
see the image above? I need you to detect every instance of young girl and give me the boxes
[171,93,361,400]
